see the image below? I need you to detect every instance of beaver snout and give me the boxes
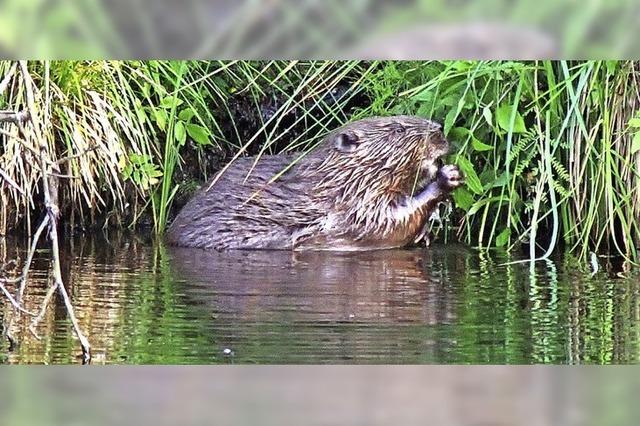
[427,129,449,161]
[431,129,448,148]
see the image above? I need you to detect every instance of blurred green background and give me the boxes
[0,0,639,58]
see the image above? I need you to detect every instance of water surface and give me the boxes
[1,234,638,364]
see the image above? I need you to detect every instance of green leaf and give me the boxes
[455,156,483,194]
[412,89,434,103]
[482,105,492,126]
[453,126,492,152]
[186,124,211,146]
[148,169,163,178]
[628,118,640,128]
[174,121,186,146]
[122,164,132,179]
[416,103,434,118]
[440,94,458,107]
[449,126,468,137]
[170,60,184,74]
[496,227,511,247]
[141,83,151,99]
[490,171,509,189]
[154,109,167,131]
[178,108,196,122]
[143,163,162,177]
[444,107,458,135]
[135,105,148,124]
[467,196,509,216]
[605,61,619,75]
[451,61,473,71]
[212,76,228,92]
[159,95,183,109]
[452,187,474,211]
[496,104,526,133]
[631,132,640,155]
[471,137,493,152]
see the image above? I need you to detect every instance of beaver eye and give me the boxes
[393,125,405,135]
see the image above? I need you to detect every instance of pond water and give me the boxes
[1,233,638,364]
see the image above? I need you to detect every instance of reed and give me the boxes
[373,60,639,260]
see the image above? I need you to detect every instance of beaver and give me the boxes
[166,115,463,251]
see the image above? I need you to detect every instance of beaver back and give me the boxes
[166,154,321,249]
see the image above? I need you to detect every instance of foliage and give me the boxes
[358,60,640,260]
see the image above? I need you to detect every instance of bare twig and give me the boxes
[17,214,50,299]
[0,63,92,363]
[49,172,80,179]
[56,146,99,165]
[16,61,92,363]
[0,127,42,159]
[0,167,24,195]
[0,63,17,96]
[0,215,50,288]
[0,110,30,124]
[0,280,35,315]
[28,282,58,340]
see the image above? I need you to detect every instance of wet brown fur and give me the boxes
[166,115,458,251]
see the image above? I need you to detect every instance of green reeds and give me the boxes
[388,60,640,260]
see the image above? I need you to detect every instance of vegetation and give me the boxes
[1,60,639,260]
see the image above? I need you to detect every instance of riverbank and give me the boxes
[1,60,639,259]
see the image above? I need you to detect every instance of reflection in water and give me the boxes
[170,248,460,363]
[0,234,639,364]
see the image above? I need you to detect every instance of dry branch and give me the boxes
[17,215,50,297]
[0,63,92,363]
[0,127,42,158]
[55,145,99,165]
[0,281,35,315]
[0,63,17,96]
[19,60,91,362]
[0,167,24,195]
[0,109,30,124]
[28,282,58,340]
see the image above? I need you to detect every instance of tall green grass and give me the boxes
[1,60,638,260]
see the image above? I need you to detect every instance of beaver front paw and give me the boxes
[436,165,464,191]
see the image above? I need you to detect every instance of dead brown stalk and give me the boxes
[0,61,92,363]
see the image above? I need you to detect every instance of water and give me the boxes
[1,233,638,364]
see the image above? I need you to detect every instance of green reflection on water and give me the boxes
[1,236,639,364]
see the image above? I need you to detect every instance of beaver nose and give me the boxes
[432,129,448,146]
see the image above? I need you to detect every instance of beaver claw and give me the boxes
[436,165,464,191]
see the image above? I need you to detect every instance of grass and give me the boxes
[378,60,640,261]
[0,60,639,260]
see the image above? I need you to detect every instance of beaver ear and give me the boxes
[333,132,361,153]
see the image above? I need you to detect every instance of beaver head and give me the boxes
[279,115,453,248]
[301,115,448,204]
